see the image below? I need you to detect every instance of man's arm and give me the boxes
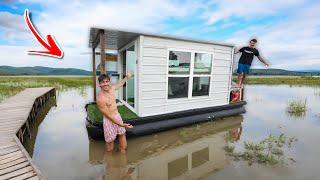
[257,56,269,67]
[96,96,124,127]
[113,70,133,90]
[234,47,243,54]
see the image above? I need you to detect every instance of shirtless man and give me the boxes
[96,71,134,153]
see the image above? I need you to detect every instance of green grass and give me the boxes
[233,76,320,85]
[224,133,298,166]
[287,99,307,116]
[0,76,91,102]
[86,103,138,124]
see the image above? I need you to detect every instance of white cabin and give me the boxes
[89,28,235,117]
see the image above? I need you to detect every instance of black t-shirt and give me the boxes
[238,47,259,65]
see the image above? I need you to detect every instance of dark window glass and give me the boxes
[168,77,189,99]
[192,147,209,168]
[192,77,210,97]
[168,155,188,179]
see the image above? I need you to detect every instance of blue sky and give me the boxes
[0,0,319,71]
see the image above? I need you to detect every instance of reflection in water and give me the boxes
[23,85,320,180]
[89,116,243,180]
[24,98,56,157]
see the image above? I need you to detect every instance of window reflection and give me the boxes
[169,51,191,74]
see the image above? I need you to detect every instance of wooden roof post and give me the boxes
[99,30,106,74]
[92,47,97,101]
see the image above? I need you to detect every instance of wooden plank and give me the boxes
[0,142,16,150]
[0,146,19,156]
[0,166,33,179]
[26,175,39,180]
[0,151,23,161]
[0,158,27,170]
[0,152,24,165]
[13,171,37,180]
[13,137,43,179]
[0,161,29,175]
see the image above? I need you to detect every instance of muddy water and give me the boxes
[24,85,320,180]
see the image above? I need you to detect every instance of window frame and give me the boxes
[166,48,214,101]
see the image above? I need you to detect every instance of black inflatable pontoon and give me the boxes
[85,101,246,140]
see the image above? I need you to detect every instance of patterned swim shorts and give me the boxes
[103,113,126,143]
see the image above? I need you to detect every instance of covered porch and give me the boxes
[89,28,140,113]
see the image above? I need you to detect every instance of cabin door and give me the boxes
[121,43,136,110]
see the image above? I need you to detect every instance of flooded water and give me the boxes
[24,85,320,180]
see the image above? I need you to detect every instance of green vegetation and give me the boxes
[244,68,320,76]
[86,103,138,124]
[224,134,298,166]
[287,99,307,116]
[0,76,91,102]
[233,76,320,85]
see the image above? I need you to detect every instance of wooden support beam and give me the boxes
[99,30,106,74]
[92,30,100,49]
[92,48,97,101]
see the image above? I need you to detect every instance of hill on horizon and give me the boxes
[0,66,319,76]
[0,66,91,76]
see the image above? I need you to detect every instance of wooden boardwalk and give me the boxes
[0,87,56,180]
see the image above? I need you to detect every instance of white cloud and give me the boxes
[0,11,27,32]
[204,0,304,25]
[0,0,200,70]
[223,1,320,70]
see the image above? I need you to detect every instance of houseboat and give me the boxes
[86,28,245,139]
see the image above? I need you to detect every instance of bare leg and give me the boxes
[118,134,127,154]
[240,74,246,87]
[105,141,114,152]
[237,74,241,87]
[237,73,244,88]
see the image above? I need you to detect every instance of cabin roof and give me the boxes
[89,27,234,50]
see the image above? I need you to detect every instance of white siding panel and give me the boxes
[215,49,232,54]
[143,46,167,57]
[141,90,166,99]
[211,87,228,93]
[213,59,231,67]
[141,82,166,91]
[141,74,166,83]
[211,91,229,98]
[142,56,167,65]
[214,53,232,60]
[139,35,232,117]
[142,98,167,107]
[144,36,233,52]
[213,66,230,74]
[212,81,229,87]
[212,74,230,82]
[142,65,167,75]
[142,106,166,116]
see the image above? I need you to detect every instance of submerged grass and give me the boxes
[0,76,91,102]
[224,133,298,166]
[287,99,307,117]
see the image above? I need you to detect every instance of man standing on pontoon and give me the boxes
[96,71,134,153]
[235,38,269,88]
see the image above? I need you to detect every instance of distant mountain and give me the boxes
[247,68,320,76]
[0,66,91,76]
[1,66,319,76]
